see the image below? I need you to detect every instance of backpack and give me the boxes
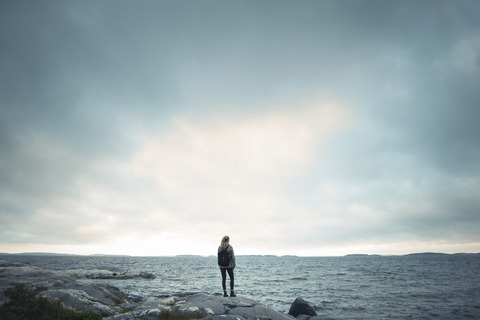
[218,246,230,267]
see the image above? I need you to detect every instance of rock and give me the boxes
[288,297,317,317]
[159,295,182,306]
[229,305,294,320]
[139,308,164,320]
[127,292,145,303]
[181,293,242,314]
[201,315,247,320]
[181,294,293,320]
[106,314,136,320]
[40,288,121,316]
[0,260,128,316]
[0,259,305,320]
[37,282,126,316]
[64,268,156,279]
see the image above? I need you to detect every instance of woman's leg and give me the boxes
[220,268,227,296]
[227,268,235,296]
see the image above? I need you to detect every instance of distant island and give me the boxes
[404,252,480,256]
[404,252,447,256]
[346,252,479,257]
[0,252,77,256]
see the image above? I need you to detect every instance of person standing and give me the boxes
[218,235,236,297]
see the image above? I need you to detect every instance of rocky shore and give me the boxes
[0,259,323,320]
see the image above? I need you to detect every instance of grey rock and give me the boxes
[127,292,145,303]
[105,313,136,320]
[296,314,312,320]
[229,305,294,320]
[105,305,169,320]
[40,288,121,316]
[309,316,328,320]
[201,315,247,320]
[138,308,164,320]
[288,298,317,317]
[64,268,156,279]
[181,293,256,315]
[38,282,126,316]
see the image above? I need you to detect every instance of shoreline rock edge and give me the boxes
[0,259,323,320]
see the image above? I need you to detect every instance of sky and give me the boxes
[1,0,479,257]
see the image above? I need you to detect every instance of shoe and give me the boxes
[230,291,236,297]
[223,291,228,297]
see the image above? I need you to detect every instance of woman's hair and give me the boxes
[220,236,230,250]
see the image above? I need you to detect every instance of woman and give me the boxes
[218,235,236,297]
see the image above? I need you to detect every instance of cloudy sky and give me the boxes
[1,0,479,256]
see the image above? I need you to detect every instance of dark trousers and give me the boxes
[220,268,234,291]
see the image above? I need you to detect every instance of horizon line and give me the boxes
[1,251,479,258]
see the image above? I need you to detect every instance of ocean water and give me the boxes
[2,254,479,319]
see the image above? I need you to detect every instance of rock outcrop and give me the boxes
[0,259,322,320]
[0,260,136,316]
[105,293,295,320]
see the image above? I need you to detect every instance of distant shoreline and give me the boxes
[0,252,478,257]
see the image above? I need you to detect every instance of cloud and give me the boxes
[135,105,345,185]
[1,0,480,256]
[127,104,349,247]
[452,33,480,74]
[0,101,350,254]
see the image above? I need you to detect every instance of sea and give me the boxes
[1,254,479,319]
